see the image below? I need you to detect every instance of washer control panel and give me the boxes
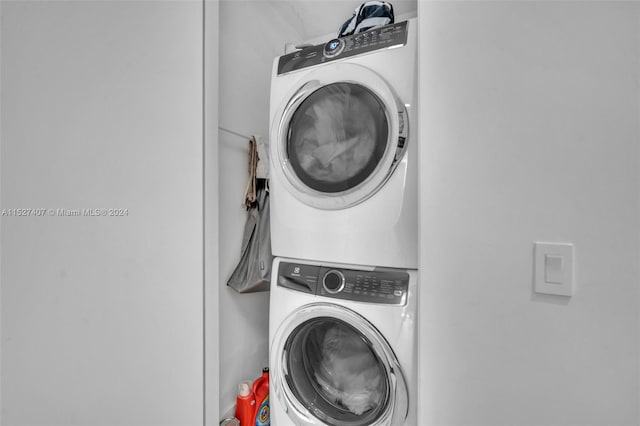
[277,261,409,305]
[277,20,408,75]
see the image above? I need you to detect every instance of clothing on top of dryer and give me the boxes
[338,1,395,38]
[314,323,385,416]
[288,82,387,192]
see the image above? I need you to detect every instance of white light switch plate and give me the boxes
[534,242,574,296]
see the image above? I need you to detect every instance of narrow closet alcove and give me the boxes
[215,0,418,417]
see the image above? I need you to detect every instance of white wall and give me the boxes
[1,1,204,424]
[418,2,640,425]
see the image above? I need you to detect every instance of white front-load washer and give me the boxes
[269,19,417,269]
[269,257,417,426]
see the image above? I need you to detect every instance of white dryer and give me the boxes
[269,19,417,269]
[269,257,417,426]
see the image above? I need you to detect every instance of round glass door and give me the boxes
[285,317,389,425]
[271,303,408,426]
[287,83,388,194]
[272,63,408,210]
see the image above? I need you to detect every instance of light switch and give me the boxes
[534,242,574,296]
[544,254,564,284]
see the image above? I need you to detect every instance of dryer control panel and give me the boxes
[277,261,409,305]
[277,20,409,75]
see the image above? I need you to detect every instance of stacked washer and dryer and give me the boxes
[268,18,418,426]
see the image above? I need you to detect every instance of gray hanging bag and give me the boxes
[227,179,272,293]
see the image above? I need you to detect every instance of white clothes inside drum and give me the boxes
[288,82,386,191]
[314,323,385,415]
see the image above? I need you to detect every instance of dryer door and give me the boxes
[271,63,408,210]
[270,303,408,426]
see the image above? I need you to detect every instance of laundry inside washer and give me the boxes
[315,322,386,415]
[283,316,389,423]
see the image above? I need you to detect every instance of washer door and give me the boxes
[271,63,408,210]
[271,303,408,426]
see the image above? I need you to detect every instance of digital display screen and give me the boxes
[328,40,340,51]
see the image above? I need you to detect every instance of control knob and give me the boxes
[323,38,345,58]
[322,269,345,294]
